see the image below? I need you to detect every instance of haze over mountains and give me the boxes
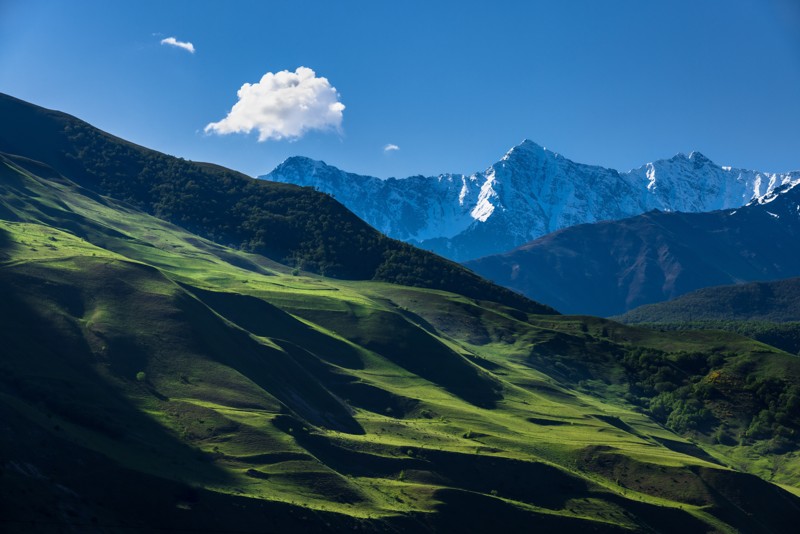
[264,140,800,261]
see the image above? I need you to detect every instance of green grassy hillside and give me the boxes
[2,148,800,531]
[0,93,552,315]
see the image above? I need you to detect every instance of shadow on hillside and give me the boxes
[0,269,235,490]
[175,288,365,435]
[0,226,11,247]
[0,227,14,261]
[182,283,365,370]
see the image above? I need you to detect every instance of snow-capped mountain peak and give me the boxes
[503,139,549,157]
[687,151,713,166]
[261,144,800,261]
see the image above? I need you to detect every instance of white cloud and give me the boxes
[383,143,400,152]
[204,67,345,142]
[160,37,195,54]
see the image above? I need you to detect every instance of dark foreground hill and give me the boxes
[2,97,800,531]
[466,189,800,316]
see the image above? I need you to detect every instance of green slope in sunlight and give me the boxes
[0,93,552,315]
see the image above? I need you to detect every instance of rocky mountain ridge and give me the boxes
[465,180,800,316]
[262,140,800,261]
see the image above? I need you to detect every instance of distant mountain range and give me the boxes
[263,141,800,261]
[466,182,800,316]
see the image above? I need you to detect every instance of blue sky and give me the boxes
[2,0,799,178]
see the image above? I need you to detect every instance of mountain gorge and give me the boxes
[263,140,800,261]
[3,94,800,532]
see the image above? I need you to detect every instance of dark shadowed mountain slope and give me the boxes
[0,93,553,314]
[466,183,800,316]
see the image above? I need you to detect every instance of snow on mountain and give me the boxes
[625,151,799,213]
[464,174,800,316]
[261,140,800,261]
